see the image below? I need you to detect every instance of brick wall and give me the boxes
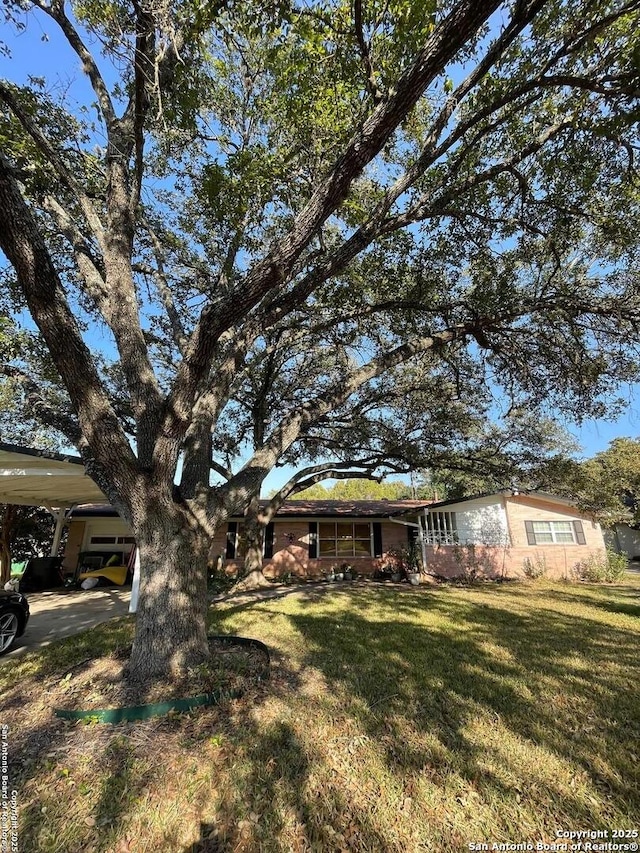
[219,519,411,579]
[63,499,607,584]
[423,495,605,580]
[64,515,416,579]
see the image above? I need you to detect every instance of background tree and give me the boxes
[581,437,640,522]
[215,328,579,587]
[545,436,640,524]
[0,0,639,680]
[0,504,55,585]
[294,479,412,500]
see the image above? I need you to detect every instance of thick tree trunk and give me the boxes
[243,515,265,575]
[234,497,272,591]
[236,533,272,591]
[127,509,211,682]
[235,569,272,591]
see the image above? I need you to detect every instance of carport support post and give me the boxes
[129,547,140,614]
[45,504,71,557]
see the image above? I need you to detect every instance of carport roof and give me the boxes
[0,442,108,507]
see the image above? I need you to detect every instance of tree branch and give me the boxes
[353,0,384,103]
[129,0,155,211]
[263,460,387,519]
[257,4,636,332]
[139,222,188,356]
[0,83,105,245]
[210,459,233,482]
[41,195,110,311]
[0,364,81,444]
[32,0,117,129]
[218,315,507,512]
[171,0,504,420]
[384,119,574,232]
[0,154,138,503]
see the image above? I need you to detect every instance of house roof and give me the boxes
[0,442,108,507]
[67,504,120,517]
[70,499,431,520]
[426,490,576,510]
[261,499,431,518]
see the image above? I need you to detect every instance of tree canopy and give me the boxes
[1,0,639,678]
[557,436,640,524]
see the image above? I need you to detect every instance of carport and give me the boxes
[0,443,141,612]
[0,442,108,556]
[0,444,139,653]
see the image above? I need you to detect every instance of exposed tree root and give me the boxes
[232,570,273,592]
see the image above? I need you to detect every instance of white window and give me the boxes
[89,536,117,545]
[525,520,585,545]
[425,511,458,545]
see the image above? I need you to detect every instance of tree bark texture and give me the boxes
[127,507,211,681]
[0,155,138,505]
[235,497,272,591]
[242,518,264,577]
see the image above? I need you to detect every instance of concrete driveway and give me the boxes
[5,587,132,657]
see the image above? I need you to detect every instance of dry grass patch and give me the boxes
[2,577,639,852]
[49,638,268,710]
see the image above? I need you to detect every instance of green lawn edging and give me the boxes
[54,635,270,724]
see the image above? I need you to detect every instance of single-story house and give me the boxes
[62,500,430,579]
[0,444,608,584]
[423,491,606,580]
[62,491,606,581]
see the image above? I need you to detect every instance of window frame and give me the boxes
[89,535,117,545]
[88,535,136,546]
[317,520,373,558]
[525,519,585,546]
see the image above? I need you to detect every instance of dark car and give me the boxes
[0,589,30,655]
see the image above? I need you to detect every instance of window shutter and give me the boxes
[407,527,418,546]
[226,521,237,559]
[373,522,383,558]
[524,521,536,546]
[264,522,275,559]
[573,520,586,545]
[308,522,318,558]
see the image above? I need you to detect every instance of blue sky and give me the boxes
[2,8,639,478]
[566,393,640,456]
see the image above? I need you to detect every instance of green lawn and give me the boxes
[2,577,639,852]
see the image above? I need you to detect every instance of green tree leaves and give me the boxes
[578,437,640,523]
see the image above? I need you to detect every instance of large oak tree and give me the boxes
[0,0,639,679]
